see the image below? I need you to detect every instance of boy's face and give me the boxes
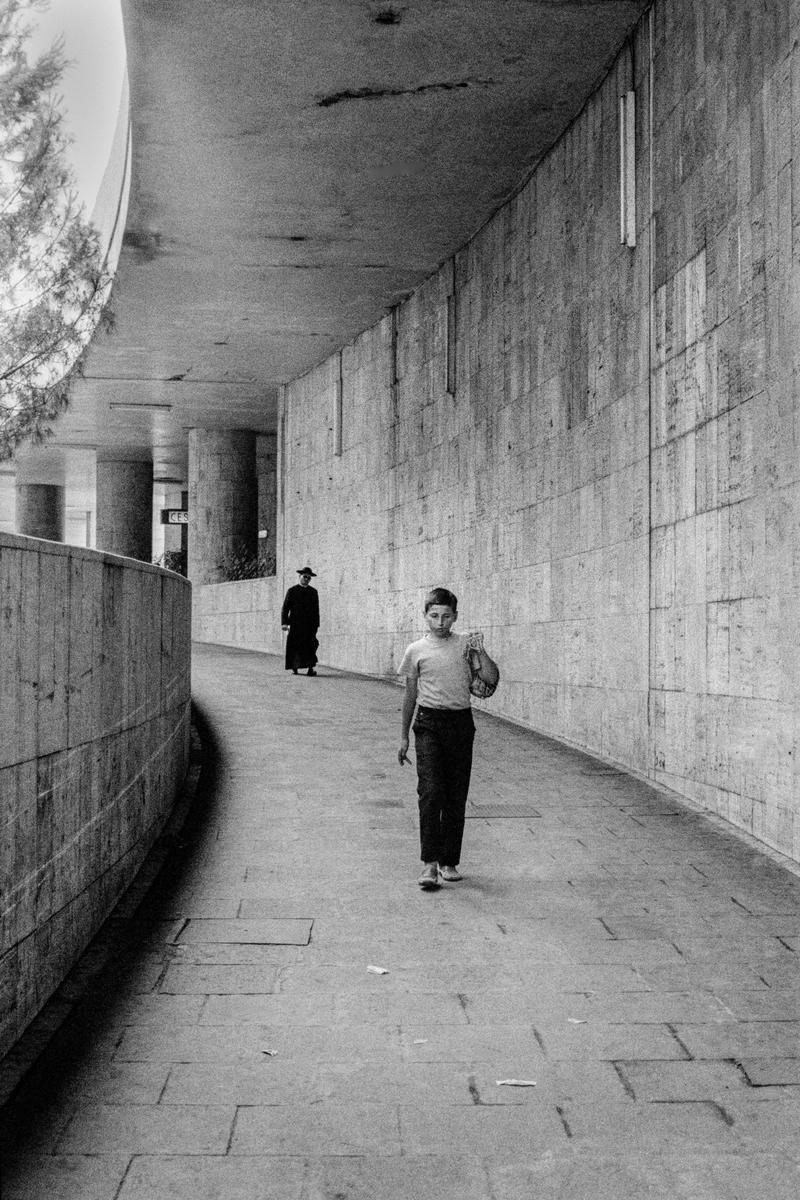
[425,604,457,638]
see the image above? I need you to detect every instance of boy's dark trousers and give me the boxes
[413,706,475,865]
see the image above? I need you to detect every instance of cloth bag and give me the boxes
[465,631,498,698]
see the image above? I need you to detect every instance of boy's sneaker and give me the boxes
[417,863,440,890]
[439,865,463,882]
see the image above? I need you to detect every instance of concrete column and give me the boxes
[96,460,153,562]
[180,488,189,575]
[16,483,65,541]
[154,487,188,575]
[188,428,257,584]
[257,433,277,574]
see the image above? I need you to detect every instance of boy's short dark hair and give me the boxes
[424,587,458,613]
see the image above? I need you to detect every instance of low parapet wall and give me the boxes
[193,576,282,657]
[0,533,192,1060]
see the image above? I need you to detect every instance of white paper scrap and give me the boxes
[496,1079,537,1087]
[367,965,389,974]
[261,1048,276,1056]
[568,1018,587,1024]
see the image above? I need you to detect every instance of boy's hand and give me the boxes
[465,631,484,653]
[398,737,411,766]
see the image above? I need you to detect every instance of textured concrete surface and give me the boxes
[14,484,64,542]
[2,641,800,1198]
[272,0,800,860]
[95,461,153,562]
[192,576,282,655]
[188,429,258,585]
[0,533,191,1060]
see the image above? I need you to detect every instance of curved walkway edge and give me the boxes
[2,642,800,1200]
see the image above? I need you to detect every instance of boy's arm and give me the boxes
[475,645,500,687]
[398,675,418,765]
[466,631,500,687]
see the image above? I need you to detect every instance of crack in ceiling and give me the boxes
[317,77,495,107]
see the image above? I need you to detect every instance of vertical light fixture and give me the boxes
[278,384,286,521]
[446,257,457,396]
[619,90,636,247]
[391,306,400,422]
[334,350,343,456]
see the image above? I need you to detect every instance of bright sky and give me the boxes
[26,0,127,212]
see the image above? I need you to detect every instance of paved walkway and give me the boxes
[3,642,800,1198]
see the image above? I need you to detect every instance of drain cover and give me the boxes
[466,804,541,819]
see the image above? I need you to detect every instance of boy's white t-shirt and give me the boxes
[398,632,472,710]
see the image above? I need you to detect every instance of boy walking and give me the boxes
[397,588,499,890]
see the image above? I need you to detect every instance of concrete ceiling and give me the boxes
[15,0,649,492]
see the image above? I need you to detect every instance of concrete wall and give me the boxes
[195,0,800,861]
[193,576,282,655]
[645,1,799,851]
[0,534,192,1059]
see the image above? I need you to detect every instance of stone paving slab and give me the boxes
[397,1102,568,1154]
[467,1059,629,1106]
[55,1102,234,1156]
[557,1097,741,1147]
[176,917,313,944]
[161,1059,475,1107]
[230,1102,403,1156]
[305,1155,493,1200]
[481,1150,800,1199]
[159,963,283,993]
[531,1019,691,1061]
[49,1062,171,1107]
[672,1020,800,1059]
[712,986,800,1018]
[97,993,206,1027]
[634,962,773,991]
[113,1023,296,1063]
[614,1059,751,1101]
[1,1155,131,1200]
[3,642,800,1199]
[740,1058,800,1085]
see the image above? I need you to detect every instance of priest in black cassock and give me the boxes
[281,567,320,676]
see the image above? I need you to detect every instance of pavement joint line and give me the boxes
[611,1062,637,1099]
[665,1025,695,1060]
[555,1105,573,1138]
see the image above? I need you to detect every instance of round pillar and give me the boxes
[257,432,277,574]
[96,460,153,562]
[16,483,65,541]
[188,429,257,584]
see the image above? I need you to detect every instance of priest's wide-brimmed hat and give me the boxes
[297,567,317,576]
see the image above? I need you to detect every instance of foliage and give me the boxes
[153,548,186,576]
[218,541,276,581]
[0,0,114,461]
[153,540,276,581]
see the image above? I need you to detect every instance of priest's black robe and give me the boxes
[281,584,319,670]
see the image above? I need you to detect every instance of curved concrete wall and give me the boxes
[0,533,191,1059]
[198,0,800,862]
